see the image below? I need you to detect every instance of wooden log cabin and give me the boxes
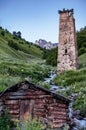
[0,81,70,129]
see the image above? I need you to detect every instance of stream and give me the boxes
[44,71,86,130]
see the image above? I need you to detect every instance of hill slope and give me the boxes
[0,27,51,92]
[0,27,42,63]
[53,52,86,117]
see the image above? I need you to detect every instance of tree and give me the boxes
[0,26,2,29]
[13,31,16,36]
[8,40,19,50]
[13,31,22,38]
[77,26,86,56]
[16,31,21,38]
[78,47,86,56]
[42,47,58,66]
[1,31,5,36]
[5,29,10,33]
[0,109,11,130]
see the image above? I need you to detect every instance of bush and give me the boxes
[42,47,57,66]
[78,47,86,56]
[77,26,86,56]
[13,31,21,38]
[73,89,86,117]
[1,31,5,36]
[53,69,86,116]
[0,62,51,91]
[8,40,19,50]
[41,82,51,90]
[15,118,45,130]
[19,41,24,44]
[79,53,86,68]
[0,109,11,130]
[13,36,19,40]
[0,26,2,29]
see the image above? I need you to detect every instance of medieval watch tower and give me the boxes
[57,9,78,74]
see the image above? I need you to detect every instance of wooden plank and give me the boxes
[52,123,63,128]
[58,103,66,107]
[46,99,54,104]
[26,90,46,95]
[35,99,46,103]
[53,119,66,123]
[49,107,66,112]
[11,115,19,118]
[35,112,45,116]
[6,94,52,100]
[11,115,19,120]
[47,115,67,120]
[5,100,19,105]
[34,108,45,112]
[9,110,19,114]
[50,103,67,108]
[51,111,66,115]
[6,104,19,110]
[9,92,26,96]
[34,105,44,109]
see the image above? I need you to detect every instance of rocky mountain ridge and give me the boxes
[35,39,58,49]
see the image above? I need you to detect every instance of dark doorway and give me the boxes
[65,49,67,54]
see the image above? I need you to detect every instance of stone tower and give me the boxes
[57,9,78,74]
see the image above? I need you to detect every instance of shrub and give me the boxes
[42,48,57,66]
[73,90,86,117]
[1,31,5,36]
[13,31,21,38]
[13,36,19,40]
[0,109,11,130]
[19,41,24,44]
[78,47,86,56]
[8,40,19,50]
[41,83,51,90]
[0,26,2,29]
[53,69,86,117]
[77,26,86,56]
[15,118,45,130]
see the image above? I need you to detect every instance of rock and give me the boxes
[72,110,82,119]
[73,118,86,129]
[72,127,78,130]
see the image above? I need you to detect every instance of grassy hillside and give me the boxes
[51,27,86,117]
[0,27,42,62]
[53,53,86,117]
[78,53,86,68]
[0,27,52,92]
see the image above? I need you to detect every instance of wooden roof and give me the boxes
[0,81,70,103]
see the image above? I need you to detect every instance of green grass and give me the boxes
[0,27,52,92]
[0,75,23,92]
[53,53,86,117]
[0,60,51,92]
[78,53,86,68]
[0,28,42,61]
[0,27,86,117]
[0,27,43,64]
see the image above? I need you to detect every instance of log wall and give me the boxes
[0,83,69,129]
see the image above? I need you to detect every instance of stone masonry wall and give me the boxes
[57,9,78,74]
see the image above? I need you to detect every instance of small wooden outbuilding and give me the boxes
[0,81,70,129]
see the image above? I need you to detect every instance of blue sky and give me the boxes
[0,0,86,43]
